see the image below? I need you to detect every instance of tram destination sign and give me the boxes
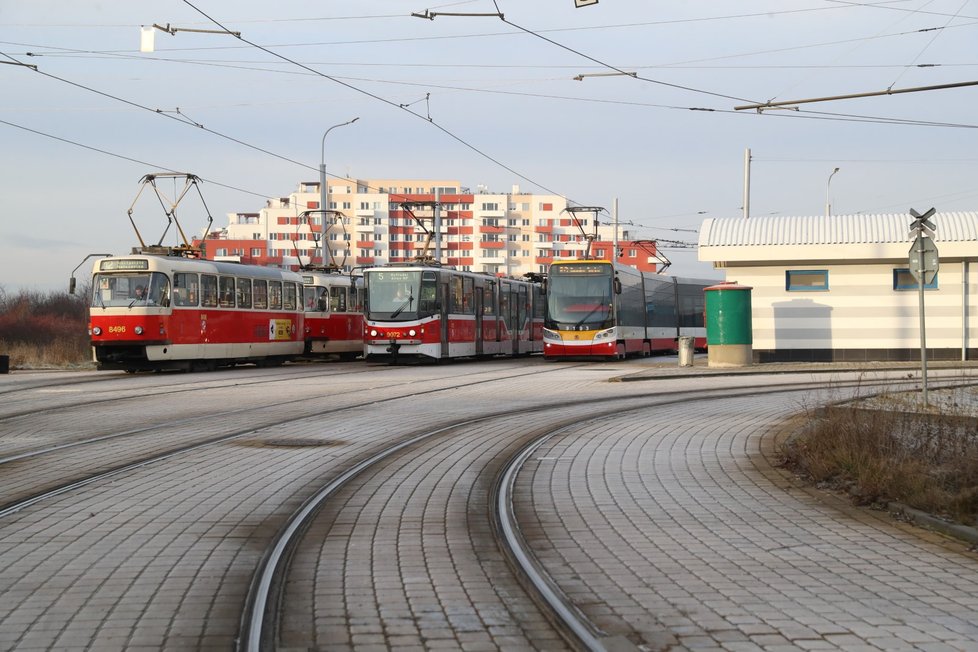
[551,263,608,275]
[100,259,149,271]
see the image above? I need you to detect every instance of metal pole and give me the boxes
[434,187,442,263]
[612,197,619,264]
[917,235,928,405]
[320,117,359,266]
[743,148,751,219]
[825,167,839,217]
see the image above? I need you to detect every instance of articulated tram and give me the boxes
[301,271,364,360]
[543,259,712,360]
[88,254,305,371]
[362,264,543,361]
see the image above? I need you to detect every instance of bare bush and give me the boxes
[0,286,92,369]
[781,397,978,526]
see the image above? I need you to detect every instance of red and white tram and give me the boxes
[301,271,364,360]
[543,259,712,360]
[88,254,305,371]
[363,264,544,361]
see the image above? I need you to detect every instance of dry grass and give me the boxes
[780,391,978,526]
[0,338,95,370]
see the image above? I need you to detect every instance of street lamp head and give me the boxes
[832,166,840,173]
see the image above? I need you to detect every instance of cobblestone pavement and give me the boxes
[516,386,978,651]
[0,363,976,651]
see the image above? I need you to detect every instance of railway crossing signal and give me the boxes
[909,207,936,238]
[908,207,937,405]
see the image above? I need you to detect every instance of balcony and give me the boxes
[356,256,376,265]
[355,208,375,218]
[479,224,504,234]
[479,240,505,250]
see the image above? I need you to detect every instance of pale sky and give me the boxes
[2,0,977,292]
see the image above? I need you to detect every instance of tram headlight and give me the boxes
[542,328,562,342]
[134,326,144,335]
[370,329,379,337]
[408,329,417,337]
[593,327,615,341]
[91,326,102,336]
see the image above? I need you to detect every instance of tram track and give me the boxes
[0,362,379,421]
[0,361,588,515]
[2,366,975,651]
[237,371,974,651]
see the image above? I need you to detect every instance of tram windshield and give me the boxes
[366,270,436,321]
[91,272,170,308]
[546,263,613,330]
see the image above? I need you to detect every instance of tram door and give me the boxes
[439,277,450,358]
[474,283,484,357]
[517,285,528,354]
[501,282,516,356]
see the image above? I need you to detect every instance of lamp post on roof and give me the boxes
[319,117,359,265]
[825,167,840,217]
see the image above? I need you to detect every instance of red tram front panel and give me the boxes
[362,264,542,361]
[89,255,304,371]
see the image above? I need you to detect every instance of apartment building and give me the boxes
[199,178,660,276]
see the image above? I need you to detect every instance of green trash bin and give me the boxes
[705,283,752,367]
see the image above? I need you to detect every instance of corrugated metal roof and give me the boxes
[699,212,978,247]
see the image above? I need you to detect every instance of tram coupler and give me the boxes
[387,340,400,364]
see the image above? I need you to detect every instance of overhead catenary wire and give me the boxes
[179,0,572,202]
[0,117,273,199]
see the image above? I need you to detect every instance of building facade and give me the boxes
[698,212,978,362]
[197,178,660,277]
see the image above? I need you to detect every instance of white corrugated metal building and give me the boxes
[698,212,978,362]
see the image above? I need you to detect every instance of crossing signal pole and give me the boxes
[908,207,938,405]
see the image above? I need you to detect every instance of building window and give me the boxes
[786,270,829,291]
[893,269,938,290]
[481,202,498,211]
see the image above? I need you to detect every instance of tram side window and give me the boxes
[450,276,474,314]
[283,282,297,310]
[173,273,198,307]
[238,279,253,309]
[201,275,219,308]
[331,286,347,312]
[419,273,437,314]
[254,280,268,309]
[268,281,283,310]
[219,276,236,308]
[450,276,464,313]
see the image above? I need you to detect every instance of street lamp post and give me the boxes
[319,117,359,265]
[825,167,840,217]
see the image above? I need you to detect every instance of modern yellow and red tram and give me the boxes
[88,254,305,371]
[301,271,364,360]
[362,264,544,361]
[542,259,712,360]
